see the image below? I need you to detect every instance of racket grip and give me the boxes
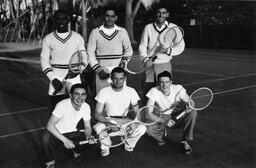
[176,112,185,120]
[52,90,58,96]
[74,140,89,145]
[151,56,157,62]
[176,108,192,120]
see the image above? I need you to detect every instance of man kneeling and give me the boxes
[41,84,93,168]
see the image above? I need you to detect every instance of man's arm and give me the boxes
[138,26,149,59]
[169,25,185,56]
[83,119,93,139]
[94,102,116,126]
[146,98,162,122]
[122,28,133,57]
[87,29,110,79]
[46,115,75,149]
[87,29,101,72]
[40,37,54,81]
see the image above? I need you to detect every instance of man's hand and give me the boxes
[63,138,75,149]
[98,69,110,80]
[67,70,79,79]
[159,47,172,55]
[87,136,96,144]
[52,78,63,92]
[161,114,175,127]
[143,57,154,67]
[118,60,127,69]
[166,119,175,127]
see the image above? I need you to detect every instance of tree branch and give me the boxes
[132,0,142,19]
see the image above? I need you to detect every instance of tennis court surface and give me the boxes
[0,48,255,168]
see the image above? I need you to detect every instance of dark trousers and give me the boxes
[41,130,84,163]
[146,101,198,142]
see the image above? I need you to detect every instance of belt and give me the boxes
[51,64,69,69]
[108,116,128,119]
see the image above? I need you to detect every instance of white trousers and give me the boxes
[93,119,146,150]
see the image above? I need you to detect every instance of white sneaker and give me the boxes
[181,141,192,155]
[124,146,134,152]
[101,149,110,157]
[45,160,55,168]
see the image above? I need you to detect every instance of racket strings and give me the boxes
[137,106,161,125]
[159,26,184,48]
[190,89,213,109]
[69,50,89,73]
[99,126,126,147]
[125,55,147,74]
[172,26,184,45]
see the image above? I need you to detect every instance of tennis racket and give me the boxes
[124,26,183,75]
[122,105,162,136]
[53,50,89,95]
[124,55,157,75]
[74,125,127,148]
[174,87,213,121]
[159,26,184,48]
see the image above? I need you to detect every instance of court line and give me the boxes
[213,85,256,96]
[0,56,40,64]
[0,107,48,117]
[174,69,222,77]
[0,127,45,138]
[0,84,255,139]
[184,72,256,86]
[0,78,47,85]
[0,72,255,118]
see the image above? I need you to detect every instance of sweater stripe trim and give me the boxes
[53,31,72,43]
[99,30,119,41]
[153,24,168,34]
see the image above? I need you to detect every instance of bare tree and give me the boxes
[81,0,88,41]
[125,0,159,44]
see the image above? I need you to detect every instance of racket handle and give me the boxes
[74,140,89,145]
[74,138,97,145]
[52,90,58,96]
[151,56,157,62]
[176,108,191,120]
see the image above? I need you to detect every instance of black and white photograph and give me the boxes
[0,0,255,168]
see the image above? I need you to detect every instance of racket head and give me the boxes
[172,26,184,45]
[98,125,127,148]
[125,55,147,74]
[136,105,162,125]
[69,50,89,74]
[159,26,184,48]
[189,87,213,111]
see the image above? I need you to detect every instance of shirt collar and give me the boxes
[99,24,120,31]
[154,21,169,30]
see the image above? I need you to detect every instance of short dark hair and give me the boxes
[111,67,127,77]
[157,71,173,81]
[155,3,168,11]
[54,10,69,20]
[70,83,87,95]
[103,6,117,15]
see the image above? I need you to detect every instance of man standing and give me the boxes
[87,6,133,94]
[146,71,197,155]
[42,84,93,168]
[139,5,185,104]
[94,67,146,157]
[40,10,86,113]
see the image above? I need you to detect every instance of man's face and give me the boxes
[156,8,169,24]
[111,72,126,90]
[55,13,69,33]
[159,76,172,93]
[104,10,117,28]
[71,88,87,107]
